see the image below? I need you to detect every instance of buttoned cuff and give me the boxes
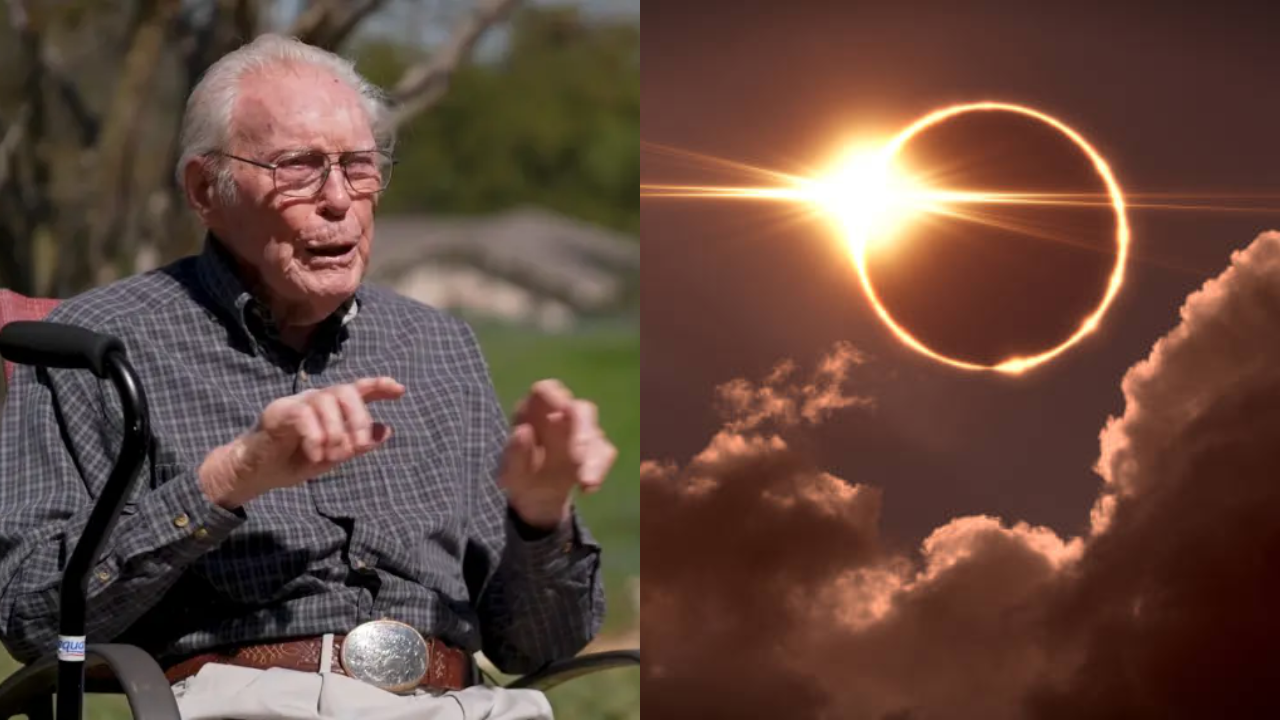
[503,506,601,580]
[507,506,564,542]
[133,468,244,562]
[88,470,246,591]
[147,469,245,549]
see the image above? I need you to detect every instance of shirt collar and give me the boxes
[195,233,361,358]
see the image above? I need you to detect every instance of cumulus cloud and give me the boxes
[1092,230,1280,530]
[715,340,872,432]
[644,231,1280,719]
[1027,230,1280,719]
[643,343,882,720]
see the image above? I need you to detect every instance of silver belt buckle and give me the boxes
[340,619,430,694]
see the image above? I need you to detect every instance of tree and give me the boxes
[363,7,640,233]
[0,0,522,297]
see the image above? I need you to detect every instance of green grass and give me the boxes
[0,322,640,719]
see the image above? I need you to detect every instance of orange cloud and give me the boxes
[715,341,873,432]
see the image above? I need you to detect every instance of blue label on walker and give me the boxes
[57,636,86,661]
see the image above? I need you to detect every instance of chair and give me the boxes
[0,291,639,720]
[0,290,60,386]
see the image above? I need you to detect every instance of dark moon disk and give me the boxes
[862,109,1119,368]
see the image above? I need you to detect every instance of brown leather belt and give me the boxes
[162,629,471,694]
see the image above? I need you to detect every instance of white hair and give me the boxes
[175,33,394,203]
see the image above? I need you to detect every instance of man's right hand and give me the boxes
[198,377,405,509]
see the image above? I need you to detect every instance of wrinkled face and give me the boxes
[201,63,379,325]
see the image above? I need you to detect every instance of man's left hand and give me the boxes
[500,379,617,530]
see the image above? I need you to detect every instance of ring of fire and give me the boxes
[850,102,1130,374]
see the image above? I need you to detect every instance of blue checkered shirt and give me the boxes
[0,237,604,673]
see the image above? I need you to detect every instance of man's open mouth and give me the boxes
[306,244,357,258]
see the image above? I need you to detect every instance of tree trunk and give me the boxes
[83,0,182,288]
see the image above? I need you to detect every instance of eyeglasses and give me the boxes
[213,149,397,198]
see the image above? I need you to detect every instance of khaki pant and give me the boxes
[171,662,554,720]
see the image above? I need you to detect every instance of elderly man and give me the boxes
[0,34,615,720]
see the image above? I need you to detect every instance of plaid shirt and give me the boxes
[0,237,604,673]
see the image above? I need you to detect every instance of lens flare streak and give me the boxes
[654,104,1127,373]
[643,102,1280,373]
[641,185,1280,214]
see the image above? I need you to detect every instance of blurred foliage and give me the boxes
[0,0,638,298]
[359,8,639,233]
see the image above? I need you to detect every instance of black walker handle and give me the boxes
[0,322,125,379]
[0,321,151,720]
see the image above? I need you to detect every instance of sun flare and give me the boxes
[802,146,930,253]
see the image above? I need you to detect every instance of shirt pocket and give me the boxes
[124,455,187,516]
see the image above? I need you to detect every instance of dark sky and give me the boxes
[641,0,1280,549]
